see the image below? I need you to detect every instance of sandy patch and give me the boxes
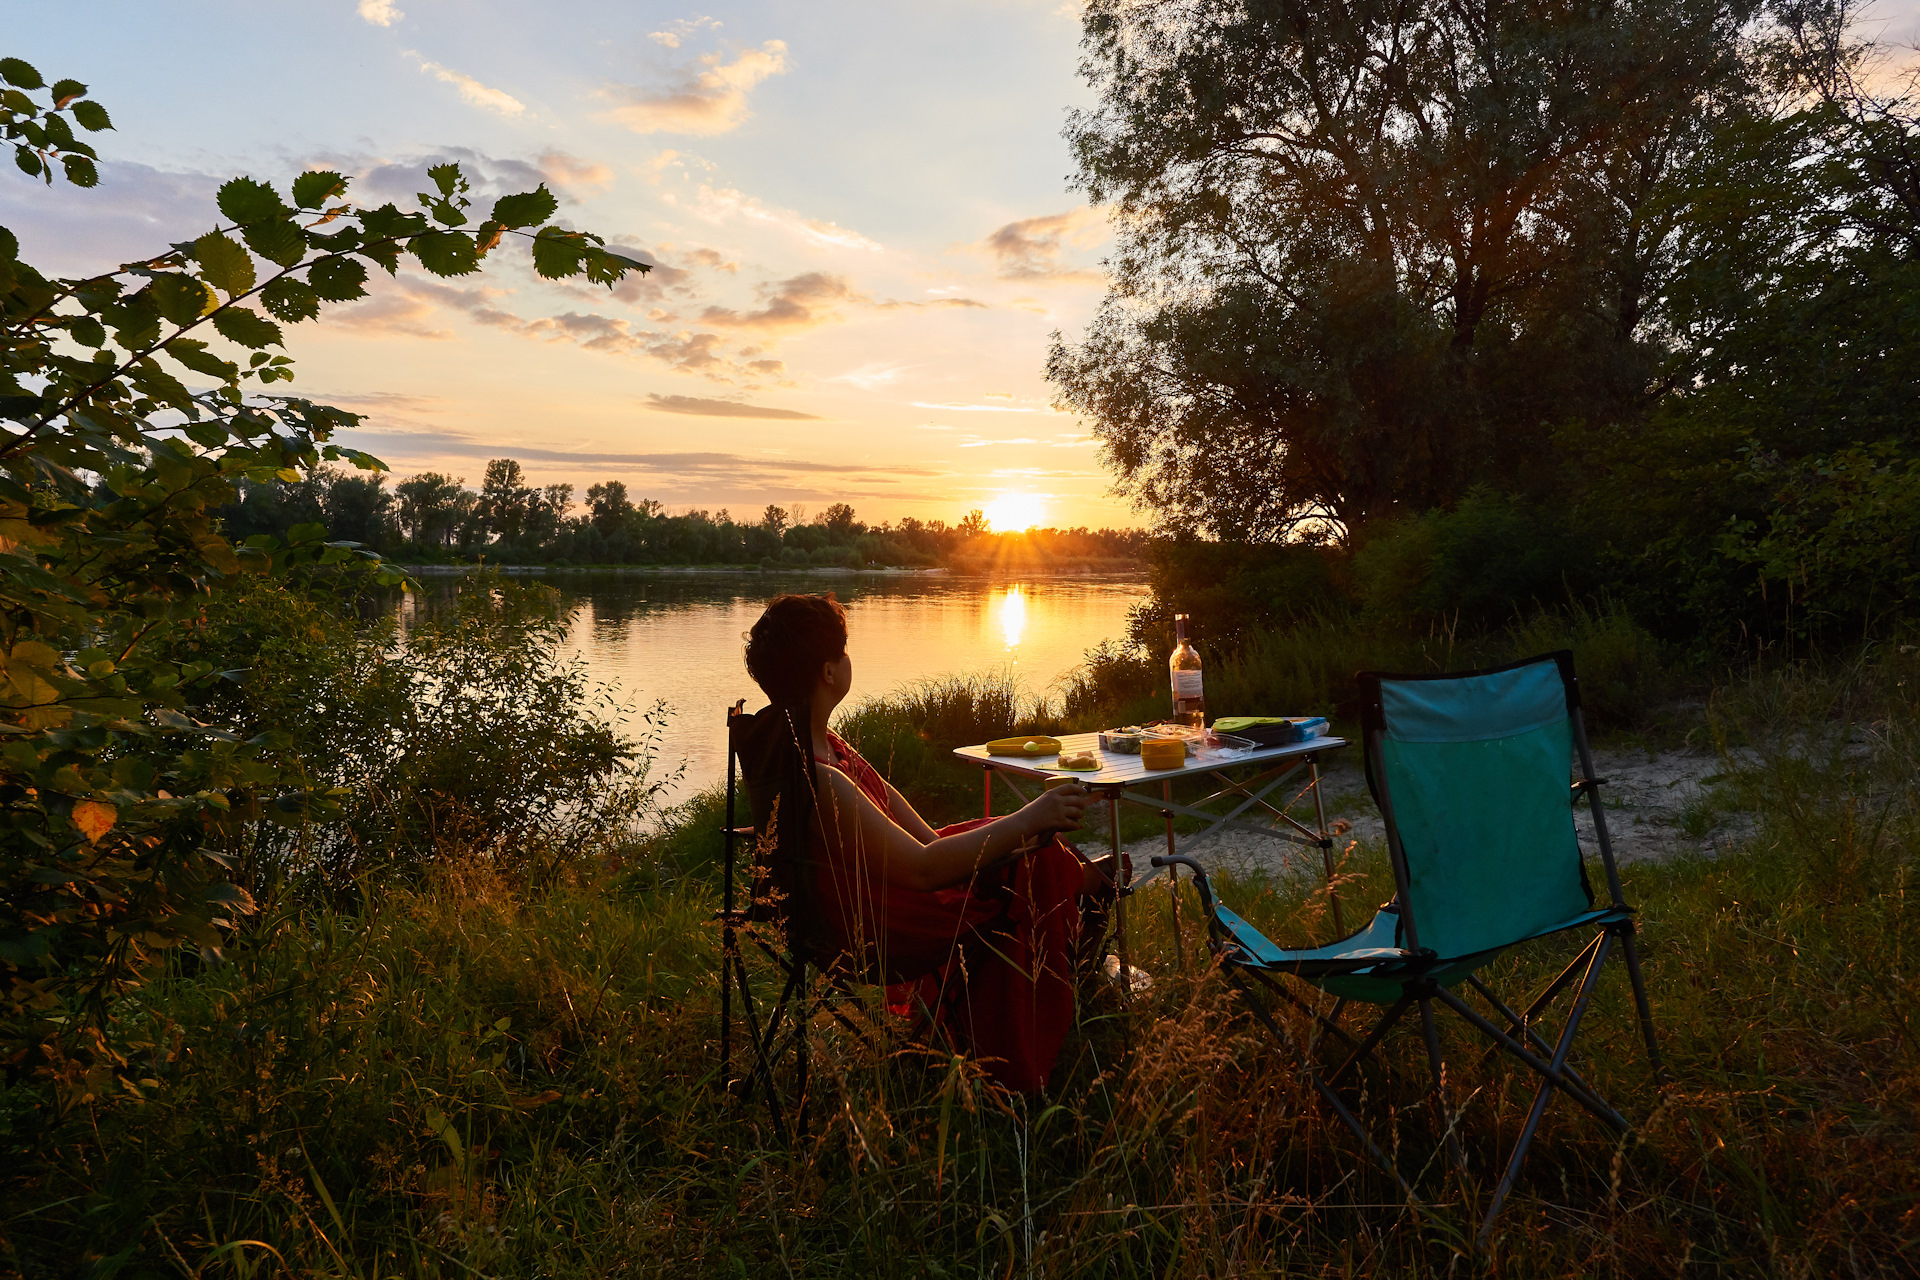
[1120,742,1748,888]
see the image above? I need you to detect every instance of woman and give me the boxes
[742,592,1113,1094]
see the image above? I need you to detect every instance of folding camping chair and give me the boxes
[717,699,870,1143]
[1154,651,1664,1245]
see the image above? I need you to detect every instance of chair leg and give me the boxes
[796,965,811,1140]
[1326,995,1414,1089]
[732,953,790,1145]
[1478,933,1615,1247]
[720,938,734,1090]
[1229,974,1418,1203]
[1417,993,1468,1181]
[1431,968,1627,1132]
[1617,923,1669,1085]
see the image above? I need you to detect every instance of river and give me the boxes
[405,570,1151,803]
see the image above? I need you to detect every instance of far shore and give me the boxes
[399,562,1145,578]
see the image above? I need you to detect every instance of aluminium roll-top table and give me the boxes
[951,730,1350,981]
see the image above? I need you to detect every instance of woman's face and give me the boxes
[822,648,853,703]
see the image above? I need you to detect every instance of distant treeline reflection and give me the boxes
[216,457,1146,571]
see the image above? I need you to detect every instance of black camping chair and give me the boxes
[717,699,870,1143]
[1156,652,1665,1246]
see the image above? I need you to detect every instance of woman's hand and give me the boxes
[1025,781,1088,834]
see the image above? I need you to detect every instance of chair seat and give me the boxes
[1214,901,1634,1003]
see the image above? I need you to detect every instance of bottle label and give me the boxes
[1172,670,1204,698]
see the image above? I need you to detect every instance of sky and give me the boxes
[1,1,1130,531]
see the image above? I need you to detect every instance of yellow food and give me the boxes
[986,735,1062,757]
[1056,752,1098,770]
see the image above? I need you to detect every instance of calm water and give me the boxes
[413,571,1150,802]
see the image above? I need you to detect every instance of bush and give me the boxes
[1354,491,1591,627]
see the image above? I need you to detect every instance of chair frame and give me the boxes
[1159,651,1666,1246]
[716,700,871,1144]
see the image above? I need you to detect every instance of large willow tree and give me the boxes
[1049,0,1755,540]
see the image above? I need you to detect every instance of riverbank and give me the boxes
[400,562,1146,578]
[14,644,1915,1274]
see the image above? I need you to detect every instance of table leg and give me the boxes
[1164,780,1186,971]
[1110,791,1129,1009]
[982,762,992,820]
[1309,759,1344,934]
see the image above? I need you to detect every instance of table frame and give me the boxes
[953,731,1351,985]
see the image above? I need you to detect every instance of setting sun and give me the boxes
[983,494,1048,533]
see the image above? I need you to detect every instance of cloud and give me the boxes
[700,272,865,333]
[827,362,914,391]
[975,207,1108,281]
[645,394,820,419]
[913,401,1040,413]
[649,16,722,48]
[686,247,738,273]
[335,426,940,481]
[358,0,402,26]
[411,54,525,117]
[676,183,884,251]
[538,152,613,195]
[603,41,788,135]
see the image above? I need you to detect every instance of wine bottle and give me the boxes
[1169,613,1205,728]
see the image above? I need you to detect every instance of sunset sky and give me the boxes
[2,1,1129,530]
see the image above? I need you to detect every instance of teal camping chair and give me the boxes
[1155,651,1664,1244]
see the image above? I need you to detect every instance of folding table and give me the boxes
[951,729,1350,976]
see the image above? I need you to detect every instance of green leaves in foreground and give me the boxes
[0,52,651,1102]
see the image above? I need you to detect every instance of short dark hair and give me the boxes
[745,593,848,703]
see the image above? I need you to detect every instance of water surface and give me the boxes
[414,571,1150,801]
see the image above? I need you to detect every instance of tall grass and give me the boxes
[6,637,1917,1275]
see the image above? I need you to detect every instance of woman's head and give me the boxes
[745,592,849,704]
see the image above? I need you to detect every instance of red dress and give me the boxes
[812,732,1083,1094]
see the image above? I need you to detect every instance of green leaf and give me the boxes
[216,177,288,226]
[530,226,588,280]
[58,154,97,188]
[210,308,284,350]
[70,100,111,132]
[490,185,558,230]
[409,230,479,277]
[0,226,17,261]
[49,79,85,108]
[240,218,305,268]
[147,274,219,326]
[14,146,42,179]
[428,198,467,228]
[428,162,463,198]
[306,255,369,301]
[164,338,238,380]
[291,169,349,210]
[192,231,255,297]
[260,276,320,323]
[67,316,105,348]
[0,59,45,91]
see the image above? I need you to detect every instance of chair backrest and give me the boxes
[727,701,829,958]
[1359,651,1594,961]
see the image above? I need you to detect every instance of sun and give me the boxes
[983,493,1047,533]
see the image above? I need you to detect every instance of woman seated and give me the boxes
[740,592,1115,1094]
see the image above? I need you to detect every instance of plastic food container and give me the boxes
[1099,729,1145,753]
[1139,738,1187,771]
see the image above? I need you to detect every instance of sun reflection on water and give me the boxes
[998,584,1028,651]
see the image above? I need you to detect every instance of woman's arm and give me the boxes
[813,764,1086,892]
[881,777,939,843]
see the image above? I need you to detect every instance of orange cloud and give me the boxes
[603,42,788,135]
[975,207,1108,281]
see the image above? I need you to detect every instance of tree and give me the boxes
[760,502,787,534]
[323,471,396,548]
[1048,0,1754,540]
[395,472,469,548]
[478,458,534,543]
[586,480,633,535]
[0,54,647,1082]
[822,502,858,539]
[957,508,988,538]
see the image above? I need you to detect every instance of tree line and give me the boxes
[218,457,1148,569]
[1050,0,1920,653]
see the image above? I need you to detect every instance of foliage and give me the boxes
[1351,491,1592,628]
[0,57,647,1090]
[1049,0,1753,538]
[4,650,1916,1274]
[176,575,677,900]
